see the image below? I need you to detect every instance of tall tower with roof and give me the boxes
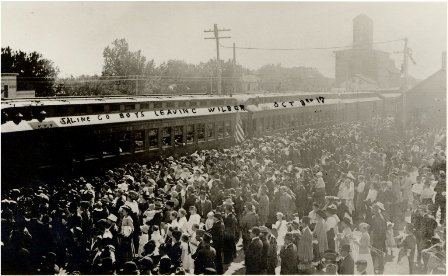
[334,14,400,90]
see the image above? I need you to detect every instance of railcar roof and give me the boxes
[1,90,382,109]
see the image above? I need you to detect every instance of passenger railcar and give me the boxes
[1,91,401,186]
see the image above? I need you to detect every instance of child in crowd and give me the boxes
[151,225,164,247]
[385,222,396,256]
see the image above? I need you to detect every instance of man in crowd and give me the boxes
[1,117,445,275]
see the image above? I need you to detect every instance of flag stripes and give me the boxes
[234,112,245,143]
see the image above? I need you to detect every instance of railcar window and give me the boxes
[125,104,134,111]
[242,119,247,132]
[54,106,66,117]
[134,130,145,151]
[148,129,159,149]
[162,127,172,147]
[154,102,162,109]
[100,133,116,156]
[118,132,131,153]
[74,105,87,114]
[206,123,214,140]
[186,125,194,144]
[166,102,175,108]
[271,116,277,130]
[110,104,121,112]
[200,101,208,107]
[197,124,205,141]
[265,117,271,131]
[189,101,197,107]
[85,134,99,159]
[92,105,104,113]
[140,103,149,110]
[178,102,186,108]
[217,122,224,138]
[224,121,231,137]
[174,126,183,146]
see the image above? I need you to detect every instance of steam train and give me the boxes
[1,90,401,184]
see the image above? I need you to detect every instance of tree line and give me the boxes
[2,39,334,97]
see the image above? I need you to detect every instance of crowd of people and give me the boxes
[1,116,446,275]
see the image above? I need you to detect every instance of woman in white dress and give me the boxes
[273,212,288,251]
[355,223,374,275]
[340,178,355,213]
[180,234,194,273]
[177,208,188,233]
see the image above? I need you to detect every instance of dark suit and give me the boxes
[194,244,216,275]
[195,200,213,218]
[167,241,182,268]
[337,255,354,275]
[183,193,197,215]
[208,220,224,274]
[245,237,263,274]
[266,234,278,275]
[280,243,299,275]
[240,211,259,253]
[260,236,270,274]
[223,212,238,264]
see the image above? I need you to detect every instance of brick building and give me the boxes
[334,14,401,89]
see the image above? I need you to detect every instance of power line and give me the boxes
[220,38,404,51]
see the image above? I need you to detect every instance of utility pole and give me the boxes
[204,24,231,95]
[233,42,237,94]
[402,37,409,129]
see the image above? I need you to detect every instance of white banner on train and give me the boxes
[2,105,247,133]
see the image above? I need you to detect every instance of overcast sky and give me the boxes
[1,2,446,79]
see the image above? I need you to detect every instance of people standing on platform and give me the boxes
[338,244,354,275]
[279,232,299,275]
[244,227,263,275]
[1,117,445,275]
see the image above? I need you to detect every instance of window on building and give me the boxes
[148,129,158,149]
[134,130,145,151]
[197,124,205,141]
[162,127,172,147]
[186,125,194,144]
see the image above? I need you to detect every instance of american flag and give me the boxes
[234,111,245,143]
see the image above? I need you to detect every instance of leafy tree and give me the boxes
[102,38,149,76]
[102,38,157,94]
[1,47,59,96]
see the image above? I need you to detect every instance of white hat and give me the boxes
[107,214,118,223]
